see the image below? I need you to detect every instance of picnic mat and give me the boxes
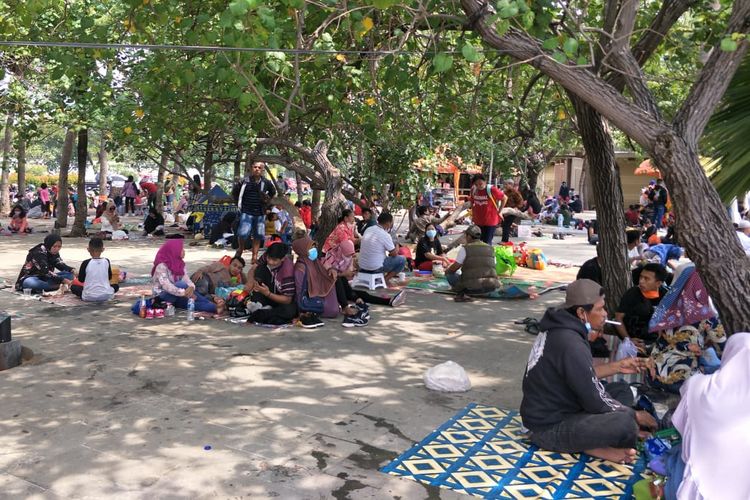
[382,404,644,499]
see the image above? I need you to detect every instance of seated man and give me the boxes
[576,245,602,285]
[445,225,500,302]
[243,242,297,325]
[521,279,656,463]
[358,212,406,281]
[614,263,667,348]
[356,207,377,235]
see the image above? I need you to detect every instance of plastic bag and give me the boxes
[615,337,638,361]
[494,245,517,276]
[424,361,471,392]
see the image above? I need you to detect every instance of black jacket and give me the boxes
[520,308,631,431]
[15,243,74,290]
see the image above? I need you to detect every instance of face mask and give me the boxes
[426,230,437,239]
[583,312,592,333]
[307,247,318,261]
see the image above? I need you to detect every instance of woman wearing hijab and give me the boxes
[322,239,406,327]
[144,207,165,237]
[151,239,217,313]
[15,235,75,292]
[292,235,338,328]
[663,332,750,500]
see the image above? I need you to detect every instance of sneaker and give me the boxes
[389,290,407,307]
[355,301,370,319]
[299,313,324,329]
[342,313,369,328]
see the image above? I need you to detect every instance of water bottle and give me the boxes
[186,298,195,321]
[139,294,147,318]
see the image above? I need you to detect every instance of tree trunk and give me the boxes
[98,134,108,194]
[56,129,76,229]
[311,189,322,220]
[569,95,631,312]
[203,139,213,193]
[295,171,304,201]
[16,136,26,199]
[69,129,88,237]
[652,134,750,334]
[311,143,344,248]
[0,114,14,215]
[156,148,168,215]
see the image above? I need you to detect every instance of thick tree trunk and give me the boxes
[69,129,88,237]
[156,149,168,215]
[0,114,14,215]
[16,137,26,199]
[203,139,213,193]
[570,95,631,312]
[56,129,76,229]
[98,134,108,195]
[310,142,344,248]
[652,134,750,333]
[295,171,304,201]
[311,189,321,220]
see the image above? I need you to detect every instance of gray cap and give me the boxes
[564,279,605,308]
[465,225,482,239]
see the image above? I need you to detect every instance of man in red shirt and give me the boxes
[139,180,158,211]
[466,174,504,245]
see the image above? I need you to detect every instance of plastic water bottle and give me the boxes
[186,298,195,321]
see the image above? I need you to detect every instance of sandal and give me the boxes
[524,321,540,335]
[514,317,537,325]
[454,295,474,303]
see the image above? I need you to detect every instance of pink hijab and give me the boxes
[151,239,186,279]
[322,239,355,273]
[672,332,750,500]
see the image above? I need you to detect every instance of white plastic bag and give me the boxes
[424,361,471,392]
[615,337,638,361]
[111,230,129,241]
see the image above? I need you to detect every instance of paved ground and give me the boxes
[0,216,595,499]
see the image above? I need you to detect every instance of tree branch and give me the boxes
[673,1,750,145]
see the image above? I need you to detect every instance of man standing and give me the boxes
[521,279,655,463]
[233,162,277,264]
[650,179,668,229]
[444,225,500,302]
[500,180,524,243]
[358,212,406,281]
[465,174,504,245]
[558,181,570,202]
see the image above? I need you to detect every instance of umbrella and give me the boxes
[635,159,661,177]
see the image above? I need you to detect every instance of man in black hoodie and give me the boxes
[520,279,656,464]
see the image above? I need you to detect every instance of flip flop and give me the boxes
[454,295,474,303]
[514,317,537,325]
[524,322,540,335]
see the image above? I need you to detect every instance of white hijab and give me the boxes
[673,332,750,500]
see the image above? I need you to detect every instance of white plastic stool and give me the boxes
[351,272,386,290]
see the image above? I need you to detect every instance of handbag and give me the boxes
[299,264,325,314]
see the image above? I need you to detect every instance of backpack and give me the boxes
[226,290,250,317]
[299,264,325,314]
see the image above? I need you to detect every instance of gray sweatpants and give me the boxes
[529,410,638,453]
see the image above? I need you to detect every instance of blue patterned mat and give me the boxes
[382,404,644,499]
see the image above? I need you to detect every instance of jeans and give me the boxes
[529,410,637,453]
[382,255,406,274]
[653,204,666,229]
[22,271,74,292]
[159,281,217,313]
[237,213,266,242]
[479,225,497,245]
[501,215,516,242]
[445,271,460,288]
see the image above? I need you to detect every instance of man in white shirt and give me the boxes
[736,220,750,256]
[358,212,406,280]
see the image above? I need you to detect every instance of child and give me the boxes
[9,204,30,233]
[71,237,118,302]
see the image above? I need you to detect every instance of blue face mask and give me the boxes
[307,247,318,261]
[583,312,592,333]
[426,229,437,239]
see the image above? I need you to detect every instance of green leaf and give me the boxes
[720,38,738,52]
[432,53,453,73]
[238,92,254,109]
[563,38,578,56]
[576,55,588,66]
[461,43,483,63]
[183,69,196,84]
[80,17,94,29]
[542,37,558,51]
[521,11,534,29]
[372,0,397,8]
[499,5,518,18]
[551,50,567,64]
[229,1,249,16]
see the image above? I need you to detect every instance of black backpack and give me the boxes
[226,294,249,317]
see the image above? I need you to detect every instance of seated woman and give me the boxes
[15,235,75,293]
[322,240,406,327]
[144,207,165,237]
[414,223,452,271]
[292,236,338,328]
[663,332,750,500]
[151,239,218,313]
[9,204,30,233]
[647,263,726,393]
[191,256,246,296]
[101,202,126,237]
[322,209,359,254]
[243,242,297,325]
[407,206,433,243]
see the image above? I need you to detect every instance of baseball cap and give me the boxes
[564,279,605,308]
[738,220,750,229]
[465,225,482,239]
